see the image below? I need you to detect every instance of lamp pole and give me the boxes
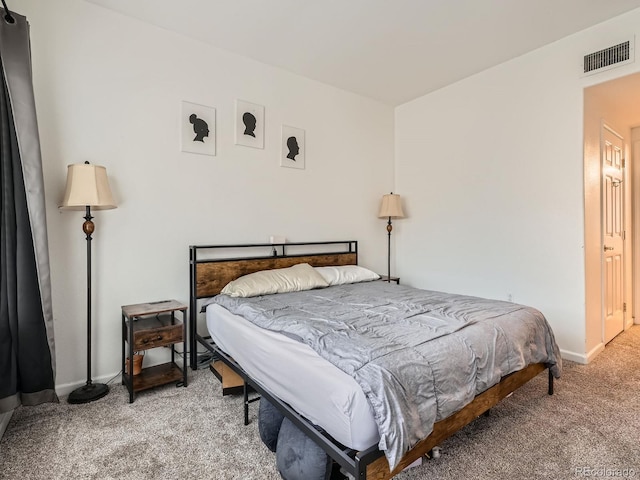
[386,216,392,282]
[378,191,405,283]
[83,205,94,389]
[68,204,109,404]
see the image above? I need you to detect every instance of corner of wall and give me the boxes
[0,410,13,440]
[560,342,605,364]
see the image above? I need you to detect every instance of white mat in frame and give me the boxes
[281,125,305,169]
[235,99,265,149]
[181,101,216,156]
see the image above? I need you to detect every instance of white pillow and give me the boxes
[220,263,329,298]
[314,265,380,286]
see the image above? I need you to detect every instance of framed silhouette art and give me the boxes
[235,100,265,149]
[181,101,216,156]
[280,125,305,170]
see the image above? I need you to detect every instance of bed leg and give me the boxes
[244,382,250,426]
[354,454,368,479]
[548,369,554,396]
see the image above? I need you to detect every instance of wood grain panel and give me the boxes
[129,363,183,392]
[195,253,357,298]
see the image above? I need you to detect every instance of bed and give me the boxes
[189,241,561,479]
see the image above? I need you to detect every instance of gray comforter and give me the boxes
[211,281,562,470]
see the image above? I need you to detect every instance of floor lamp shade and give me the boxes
[378,193,405,282]
[59,162,116,404]
[60,163,116,210]
[378,193,405,219]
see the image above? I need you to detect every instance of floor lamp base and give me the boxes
[68,382,109,404]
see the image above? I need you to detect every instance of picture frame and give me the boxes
[280,125,305,169]
[235,100,265,149]
[181,101,216,156]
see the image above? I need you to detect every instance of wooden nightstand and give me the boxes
[121,300,188,403]
[379,275,400,284]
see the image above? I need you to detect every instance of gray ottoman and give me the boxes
[259,398,334,480]
[258,398,285,452]
[276,418,333,480]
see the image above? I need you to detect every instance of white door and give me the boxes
[602,125,625,344]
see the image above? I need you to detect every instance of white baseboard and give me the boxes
[585,342,606,363]
[560,342,604,365]
[560,349,588,364]
[0,411,13,440]
[56,371,122,397]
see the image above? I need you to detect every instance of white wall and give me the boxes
[18,0,640,391]
[18,0,394,392]
[395,10,640,362]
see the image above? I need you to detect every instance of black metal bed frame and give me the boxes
[188,240,380,478]
[199,336,382,479]
[188,240,555,480]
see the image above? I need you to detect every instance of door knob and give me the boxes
[604,246,614,251]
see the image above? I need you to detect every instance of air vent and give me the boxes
[583,40,634,75]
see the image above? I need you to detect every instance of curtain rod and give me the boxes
[1,0,14,24]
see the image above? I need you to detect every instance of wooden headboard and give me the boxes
[189,240,358,299]
[188,241,358,368]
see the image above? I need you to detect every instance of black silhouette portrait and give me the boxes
[189,114,209,142]
[242,112,257,137]
[286,136,299,160]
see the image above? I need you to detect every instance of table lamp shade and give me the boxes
[378,193,405,219]
[60,163,116,210]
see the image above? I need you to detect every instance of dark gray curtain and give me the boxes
[0,9,57,413]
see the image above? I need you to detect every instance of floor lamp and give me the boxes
[378,192,405,282]
[60,162,116,404]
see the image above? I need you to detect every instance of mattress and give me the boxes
[209,281,561,469]
[206,303,380,450]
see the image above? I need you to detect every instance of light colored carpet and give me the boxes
[1,326,639,480]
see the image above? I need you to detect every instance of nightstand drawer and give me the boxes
[129,315,183,350]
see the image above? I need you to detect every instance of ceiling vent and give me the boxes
[583,39,634,75]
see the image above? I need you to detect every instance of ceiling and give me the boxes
[86,0,640,105]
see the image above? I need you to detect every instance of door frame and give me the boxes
[583,75,640,363]
[632,128,640,327]
[600,123,628,343]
